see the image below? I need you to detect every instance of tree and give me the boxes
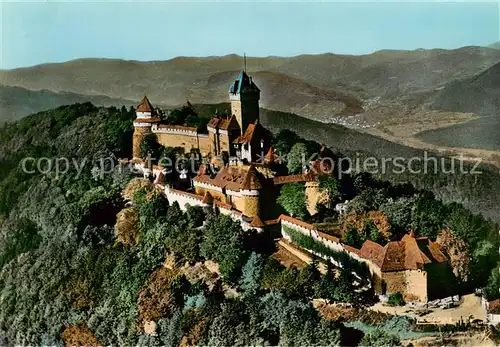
[165,227,200,264]
[277,183,309,220]
[379,196,416,235]
[483,263,500,300]
[436,227,470,282]
[387,292,405,306]
[138,191,169,231]
[200,215,250,282]
[186,205,206,228]
[343,224,363,248]
[359,329,402,347]
[273,129,300,156]
[318,176,339,207]
[364,219,381,243]
[411,191,447,239]
[114,208,139,247]
[240,252,264,296]
[286,143,308,174]
[139,133,162,160]
[0,218,41,268]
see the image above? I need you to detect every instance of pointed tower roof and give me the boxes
[264,147,279,164]
[202,191,214,204]
[228,71,260,95]
[136,95,154,113]
[250,215,265,228]
[241,165,262,190]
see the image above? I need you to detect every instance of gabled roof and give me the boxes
[234,121,265,144]
[219,115,238,130]
[359,234,448,272]
[207,117,220,129]
[241,165,262,190]
[208,115,239,131]
[193,164,263,191]
[137,95,155,113]
[228,71,260,95]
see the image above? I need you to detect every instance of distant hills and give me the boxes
[1,45,500,152]
[489,41,500,50]
[0,84,136,123]
[1,46,499,120]
[431,62,500,117]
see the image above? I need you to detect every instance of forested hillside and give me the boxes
[0,103,498,345]
[0,103,366,344]
[261,108,500,222]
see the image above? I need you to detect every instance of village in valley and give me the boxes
[128,69,500,335]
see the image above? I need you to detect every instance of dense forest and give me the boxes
[0,103,498,345]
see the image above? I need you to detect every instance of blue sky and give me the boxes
[1,1,499,69]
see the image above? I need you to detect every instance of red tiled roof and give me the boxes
[272,174,307,185]
[137,95,155,113]
[214,200,232,210]
[169,188,203,201]
[317,231,340,243]
[359,234,448,272]
[342,244,361,256]
[136,117,161,123]
[279,214,316,231]
[250,215,266,228]
[264,218,281,226]
[360,240,385,268]
[207,117,220,129]
[202,191,214,204]
[264,147,280,164]
[234,122,261,144]
[207,115,238,131]
[219,115,237,130]
[241,165,262,190]
[489,299,500,314]
[193,165,263,191]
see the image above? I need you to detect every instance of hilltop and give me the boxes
[0,103,498,345]
[0,84,137,123]
[489,41,500,50]
[1,46,499,121]
[412,63,500,151]
[430,62,500,117]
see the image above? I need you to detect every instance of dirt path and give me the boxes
[369,294,486,324]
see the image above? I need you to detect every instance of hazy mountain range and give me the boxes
[1,45,499,152]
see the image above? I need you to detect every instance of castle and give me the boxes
[131,71,456,303]
[132,71,267,163]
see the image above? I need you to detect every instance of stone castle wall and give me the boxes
[242,195,260,218]
[155,133,211,156]
[382,270,428,302]
[194,185,227,203]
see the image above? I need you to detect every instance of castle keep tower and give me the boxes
[228,71,260,134]
[132,95,160,159]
